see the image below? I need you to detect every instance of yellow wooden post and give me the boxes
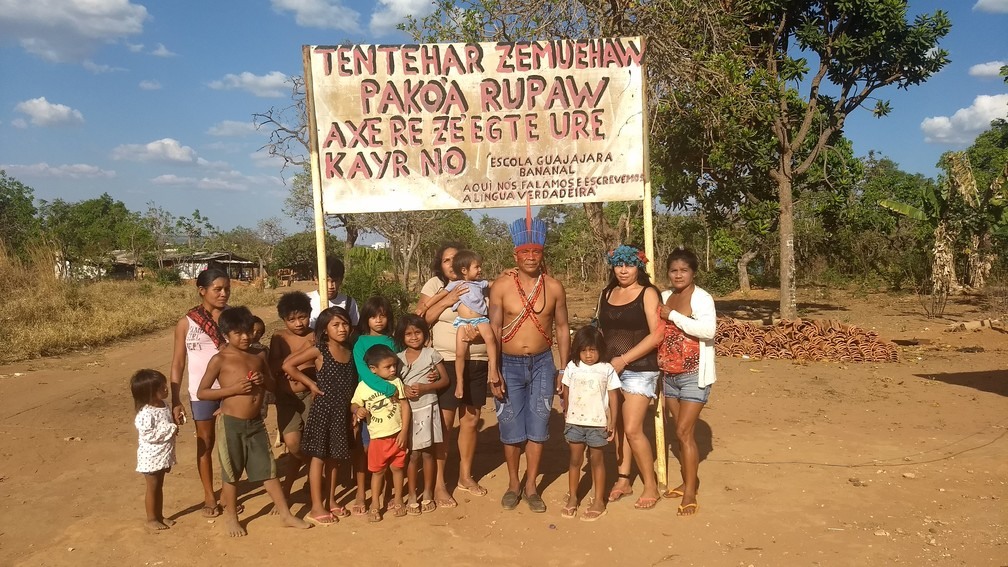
[303,46,328,300]
[638,37,666,490]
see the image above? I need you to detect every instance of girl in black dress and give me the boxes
[282,307,357,525]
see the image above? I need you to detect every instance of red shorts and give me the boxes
[367,434,407,472]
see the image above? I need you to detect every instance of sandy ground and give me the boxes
[0,285,1005,566]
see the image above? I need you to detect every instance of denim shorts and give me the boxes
[662,370,710,404]
[620,370,659,399]
[190,399,221,421]
[495,349,555,444]
[564,424,609,448]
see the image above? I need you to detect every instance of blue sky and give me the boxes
[1,1,1006,238]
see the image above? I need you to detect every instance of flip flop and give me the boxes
[367,508,382,523]
[406,503,422,516]
[435,496,457,509]
[580,508,607,522]
[560,504,578,519]
[677,502,699,516]
[457,482,488,496]
[330,506,351,518]
[390,503,407,518]
[421,500,437,513]
[634,496,659,510]
[662,488,684,499]
[350,502,367,516]
[305,513,335,526]
[607,487,633,503]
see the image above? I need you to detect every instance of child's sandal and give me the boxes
[390,503,407,518]
[406,503,422,516]
[367,508,382,523]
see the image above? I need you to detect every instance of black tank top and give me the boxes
[598,287,658,372]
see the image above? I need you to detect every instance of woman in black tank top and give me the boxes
[597,245,662,510]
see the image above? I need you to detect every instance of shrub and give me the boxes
[154,267,182,286]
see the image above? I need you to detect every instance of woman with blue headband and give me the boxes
[615,247,717,516]
[597,244,662,510]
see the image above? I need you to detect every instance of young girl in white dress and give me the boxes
[131,369,179,531]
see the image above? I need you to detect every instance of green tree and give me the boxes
[747,0,951,317]
[0,170,39,255]
[38,193,151,277]
[272,231,342,277]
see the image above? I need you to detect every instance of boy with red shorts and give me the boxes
[351,344,411,522]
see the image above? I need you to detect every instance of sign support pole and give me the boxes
[638,42,667,490]
[303,46,328,300]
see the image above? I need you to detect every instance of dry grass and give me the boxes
[0,245,276,364]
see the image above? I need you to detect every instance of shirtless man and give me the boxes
[488,211,570,513]
[197,306,311,537]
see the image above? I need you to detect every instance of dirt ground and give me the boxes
[1,283,1005,566]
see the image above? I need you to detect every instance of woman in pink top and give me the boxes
[169,267,231,517]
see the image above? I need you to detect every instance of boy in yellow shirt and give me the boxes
[351,344,410,522]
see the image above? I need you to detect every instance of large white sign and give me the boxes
[304,38,646,214]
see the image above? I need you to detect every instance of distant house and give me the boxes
[176,252,257,281]
[371,241,389,250]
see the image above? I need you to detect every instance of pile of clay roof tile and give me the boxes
[715,318,899,362]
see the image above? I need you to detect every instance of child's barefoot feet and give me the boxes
[223,515,246,537]
[282,515,312,529]
[201,504,222,518]
[144,520,170,532]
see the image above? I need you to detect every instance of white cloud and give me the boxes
[250,149,284,168]
[14,97,85,126]
[149,170,268,192]
[921,94,1008,144]
[0,0,149,62]
[271,0,362,32]
[151,43,176,57]
[208,71,290,98]
[83,60,125,73]
[1,162,116,178]
[968,61,1006,78]
[111,138,199,163]
[369,0,434,35]
[12,118,28,129]
[973,0,1008,13]
[207,120,256,137]
[126,42,144,53]
[139,80,162,90]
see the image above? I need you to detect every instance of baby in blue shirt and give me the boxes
[429,250,498,398]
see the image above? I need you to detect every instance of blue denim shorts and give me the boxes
[564,424,609,448]
[662,370,710,404]
[495,349,555,444]
[190,399,221,421]
[620,370,659,399]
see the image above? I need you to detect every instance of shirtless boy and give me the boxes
[197,306,311,537]
[268,291,316,494]
[488,209,570,513]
